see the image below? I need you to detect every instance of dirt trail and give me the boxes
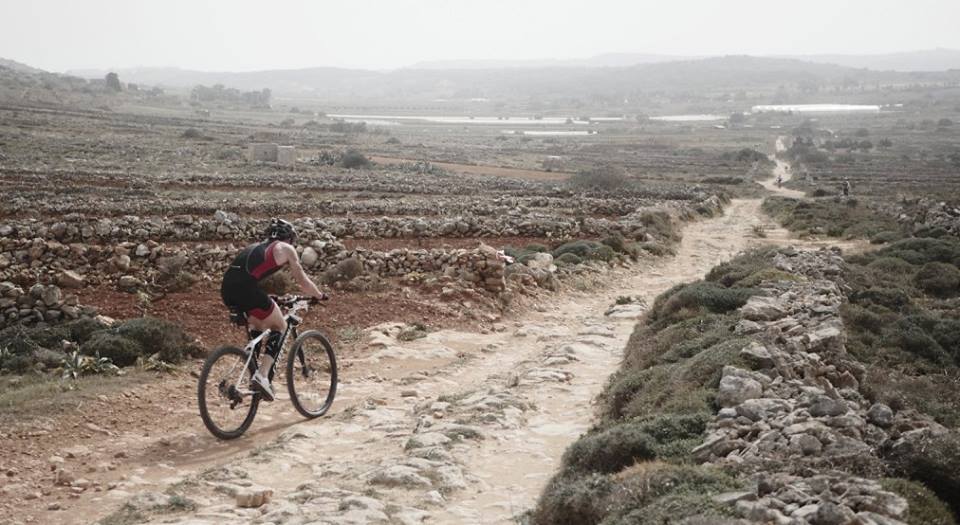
[46,154,857,525]
[758,137,805,199]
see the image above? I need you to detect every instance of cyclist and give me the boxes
[220,218,326,401]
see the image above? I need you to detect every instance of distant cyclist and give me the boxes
[220,218,326,401]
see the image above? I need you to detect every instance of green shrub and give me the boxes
[68,317,109,344]
[849,287,912,311]
[914,226,950,239]
[880,238,960,266]
[871,231,904,244]
[883,431,960,518]
[533,473,612,525]
[638,242,672,257]
[704,247,778,287]
[893,318,951,366]
[556,252,583,265]
[535,463,741,525]
[879,478,956,525]
[562,422,657,474]
[568,166,629,191]
[81,332,141,367]
[115,317,199,363]
[648,281,759,326]
[841,304,886,332]
[553,240,616,262]
[638,211,679,242]
[340,149,370,169]
[915,262,960,297]
[867,257,917,276]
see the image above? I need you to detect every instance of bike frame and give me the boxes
[233,299,309,396]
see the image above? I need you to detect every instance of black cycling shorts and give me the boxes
[221,279,275,320]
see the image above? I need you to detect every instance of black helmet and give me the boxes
[265,218,297,243]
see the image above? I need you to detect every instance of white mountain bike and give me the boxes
[197,295,337,440]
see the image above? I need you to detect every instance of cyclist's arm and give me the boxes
[275,243,324,299]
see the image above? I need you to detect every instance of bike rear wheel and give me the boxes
[286,330,337,418]
[198,346,260,439]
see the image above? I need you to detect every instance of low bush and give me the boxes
[568,166,629,191]
[553,240,616,263]
[705,246,779,287]
[880,478,957,525]
[115,317,200,363]
[883,431,960,518]
[562,422,658,474]
[555,252,583,265]
[638,211,679,242]
[533,463,741,525]
[648,281,758,327]
[533,473,612,525]
[340,149,370,169]
[915,262,960,296]
[81,332,141,367]
[879,238,960,266]
[871,230,904,244]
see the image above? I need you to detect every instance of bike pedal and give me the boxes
[252,382,275,402]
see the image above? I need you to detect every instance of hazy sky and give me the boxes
[2,0,959,72]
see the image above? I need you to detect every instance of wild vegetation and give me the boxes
[534,243,960,523]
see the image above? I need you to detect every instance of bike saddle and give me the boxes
[227,307,248,327]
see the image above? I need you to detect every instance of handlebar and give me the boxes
[270,293,330,309]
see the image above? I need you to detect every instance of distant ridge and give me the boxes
[781,48,960,72]
[409,53,698,69]
[53,55,960,100]
[0,57,44,74]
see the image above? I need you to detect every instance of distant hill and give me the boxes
[785,49,960,72]
[65,56,939,100]
[0,57,44,74]
[410,53,697,69]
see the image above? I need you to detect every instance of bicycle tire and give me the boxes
[286,330,338,418]
[198,346,260,439]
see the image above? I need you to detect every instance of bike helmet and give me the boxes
[265,218,297,243]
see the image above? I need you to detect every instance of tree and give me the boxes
[105,72,121,92]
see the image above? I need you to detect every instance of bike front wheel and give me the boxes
[286,330,337,418]
[198,346,260,439]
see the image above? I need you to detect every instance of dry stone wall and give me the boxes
[693,249,945,523]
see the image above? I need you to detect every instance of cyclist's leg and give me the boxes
[247,298,286,375]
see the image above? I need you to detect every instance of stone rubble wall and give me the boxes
[694,249,944,524]
[0,197,724,293]
[0,281,98,329]
[0,194,721,243]
[874,198,960,238]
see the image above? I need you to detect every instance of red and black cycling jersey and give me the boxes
[226,240,283,283]
[221,240,286,320]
